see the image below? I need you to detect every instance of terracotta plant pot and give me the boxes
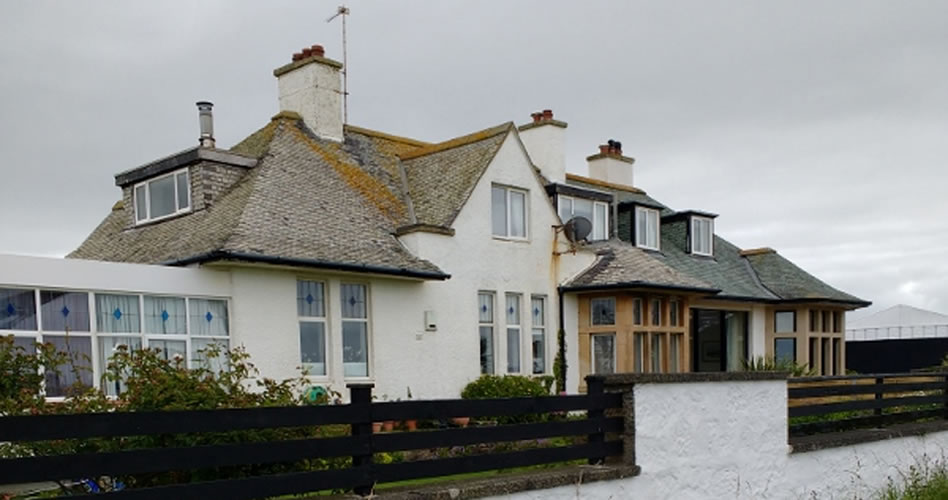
[451,417,470,428]
[404,419,418,431]
[382,421,395,432]
[372,422,383,433]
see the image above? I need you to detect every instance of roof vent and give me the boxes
[196,101,215,148]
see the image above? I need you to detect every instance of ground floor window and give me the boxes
[591,333,615,374]
[505,293,522,374]
[775,337,796,364]
[693,309,748,372]
[478,292,495,374]
[531,296,546,374]
[341,284,369,378]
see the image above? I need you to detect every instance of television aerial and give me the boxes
[326,5,350,124]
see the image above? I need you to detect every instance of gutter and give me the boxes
[558,282,721,295]
[160,251,451,281]
[695,294,872,308]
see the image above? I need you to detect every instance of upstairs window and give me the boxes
[691,216,714,256]
[635,206,660,250]
[558,195,609,241]
[491,185,527,239]
[134,168,190,224]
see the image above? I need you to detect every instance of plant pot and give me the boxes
[404,419,418,431]
[372,422,383,433]
[382,421,395,432]
[451,417,470,428]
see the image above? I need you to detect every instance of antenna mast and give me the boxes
[327,5,350,124]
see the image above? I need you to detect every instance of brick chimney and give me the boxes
[273,44,344,142]
[587,139,635,187]
[517,109,567,183]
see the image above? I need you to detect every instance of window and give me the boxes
[650,299,662,326]
[775,310,795,333]
[297,280,327,376]
[492,185,527,239]
[669,300,681,327]
[506,293,521,373]
[632,298,643,325]
[591,333,615,374]
[822,311,830,333]
[809,337,818,372]
[833,311,842,333]
[775,338,796,364]
[341,284,369,377]
[809,309,819,333]
[590,297,616,326]
[669,334,682,373]
[832,338,841,374]
[478,292,495,374]
[134,168,191,223]
[558,195,609,241]
[635,206,660,250]
[634,333,646,373]
[1,288,37,331]
[822,338,831,375]
[40,291,90,332]
[531,296,546,374]
[691,216,713,256]
[651,333,664,373]
[188,298,229,372]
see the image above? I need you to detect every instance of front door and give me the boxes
[692,309,749,372]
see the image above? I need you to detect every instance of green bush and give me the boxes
[743,356,815,377]
[461,375,552,399]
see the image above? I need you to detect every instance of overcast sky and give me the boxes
[1,1,946,320]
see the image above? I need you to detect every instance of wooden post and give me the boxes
[586,376,605,465]
[874,377,884,417]
[348,383,374,496]
[943,374,948,421]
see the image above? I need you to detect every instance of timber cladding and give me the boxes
[578,291,691,390]
[764,306,847,375]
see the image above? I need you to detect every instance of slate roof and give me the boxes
[70,115,453,279]
[744,250,869,306]
[563,240,718,293]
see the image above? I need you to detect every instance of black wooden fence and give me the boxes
[0,381,622,499]
[788,372,948,436]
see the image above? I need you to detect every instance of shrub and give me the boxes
[461,374,552,399]
[743,356,815,377]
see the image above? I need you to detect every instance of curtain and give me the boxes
[95,294,141,333]
[342,322,367,377]
[297,281,325,318]
[40,291,90,332]
[478,293,493,323]
[506,328,520,373]
[149,339,187,364]
[340,285,366,319]
[191,338,227,374]
[509,191,525,238]
[0,288,37,331]
[531,297,545,374]
[98,336,142,396]
[44,335,93,397]
[726,312,747,371]
[143,296,187,334]
[189,299,229,336]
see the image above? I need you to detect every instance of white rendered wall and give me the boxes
[492,379,948,499]
[517,124,566,184]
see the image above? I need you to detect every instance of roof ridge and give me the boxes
[740,247,776,257]
[398,122,513,160]
[344,124,431,148]
[565,173,646,194]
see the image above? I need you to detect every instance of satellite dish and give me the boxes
[564,216,593,243]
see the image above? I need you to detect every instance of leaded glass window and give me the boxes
[0,288,37,331]
[341,284,369,377]
[591,297,616,326]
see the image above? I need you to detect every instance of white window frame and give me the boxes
[557,195,609,241]
[478,291,496,375]
[340,282,372,379]
[133,168,191,224]
[505,292,522,374]
[492,185,529,240]
[530,295,546,375]
[590,332,616,375]
[297,280,329,379]
[635,206,660,251]
[691,216,714,256]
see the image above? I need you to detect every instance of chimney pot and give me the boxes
[292,52,303,61]
[599,144,610,155]
[542,109,553,120]
[530,112,541,123]
[301,47,313,58]
[196,101,215,148]
[312,44,325,57]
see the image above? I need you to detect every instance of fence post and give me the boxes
[874,377,884,417]
[348,383,374,496]
[943,374,948,421]
[586,376,605,465]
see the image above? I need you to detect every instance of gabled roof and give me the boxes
[400,123,513,229]
[70,115,448,280]
[562,240,718,294]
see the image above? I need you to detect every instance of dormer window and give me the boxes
[691,216,714,256]
[558,195,609,241]
[134,168,190,224]
[634,206,660,250]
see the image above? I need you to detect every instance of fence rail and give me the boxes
[788,372,948,436]
[0,382,623,499]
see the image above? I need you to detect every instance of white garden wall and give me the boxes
[492,377,948,500]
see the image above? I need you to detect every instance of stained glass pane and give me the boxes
[531,297,545,327]
[0,288,37,331]
[149,175,176,219]
[505,294,520,325]
[297,281,325,317]
[43,335,93,397]
[143,296,186,334]
[40,291,90,332]
[478,293,493,323]
[299,321,326,376]
[189,299,229,336]
[95,294,141,333]
[591,297,615,326]
[341,284,366,319]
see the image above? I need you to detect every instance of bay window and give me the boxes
[134,168,191,224]
[635,206,660,250]
[591,333,615,374]
[492,185,527,239]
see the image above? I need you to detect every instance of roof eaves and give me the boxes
[394,224,455,236]
[559,281,721,295]
[161,251,450,281]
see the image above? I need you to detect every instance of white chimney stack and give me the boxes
[196,101,215,148]
[518,109,567,183]
[273,44,344,142]
[587,140,635,187]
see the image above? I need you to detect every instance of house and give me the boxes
[846,304,948,373]
[0,44,868,399]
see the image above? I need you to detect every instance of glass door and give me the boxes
[692,309,749,372]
